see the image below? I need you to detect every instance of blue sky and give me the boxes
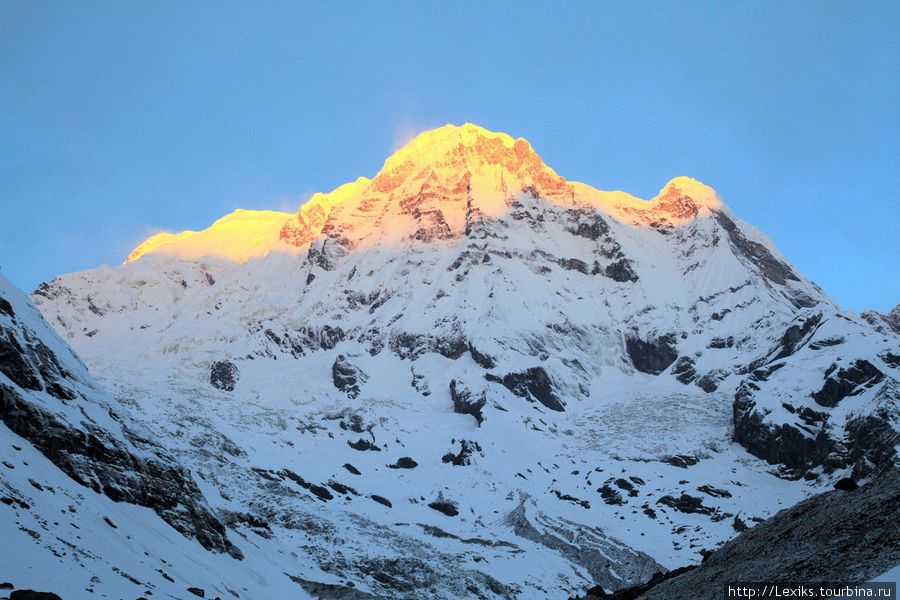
[1,2,898,311]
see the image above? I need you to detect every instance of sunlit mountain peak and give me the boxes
[126,124,729,263]
[372,123,566,194]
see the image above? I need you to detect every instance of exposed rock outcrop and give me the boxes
[715,211,799,287]
[449,379,486,425]
[441,440,483,466]
[428,492,459,517]
[497,367,564,412]
[670,356,696,385]
[812,359,885,407]
[209,360,240,392]
[0,383,241,558]
[604,258,639,283]
[9,591,64,600]
[625,334,678,375]
[389,330,468,361]
[860,304,900,336]
[734,362,898,479]
[332,355,368,398]
[0,281,241,559]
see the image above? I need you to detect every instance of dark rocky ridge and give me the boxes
[428,492,459,517]
[812,359,885,407]
[772,313,822,362]
[860,304,900,336]
[714,211,799,287]
[732,313,898,480]
[734,366,898,480]
[441,439,482,466]
[9,591,64,600]
[505,499,661,593]
[604,258,639,283]
[733,380,828,475]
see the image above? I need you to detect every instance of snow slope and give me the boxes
[125,209,297,264]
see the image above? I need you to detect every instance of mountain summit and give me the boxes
[278,123,723,250]
[369,123,568,197]
[125,124,725,263]
[10,123,898,598]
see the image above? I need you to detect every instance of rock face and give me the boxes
[498,367,565,412]
[505,498,662,594]
[670,356,697,385]
[209,360,239,391]
[656,493,717,517]
[441,439,482,466]
[428,492,459,517]
[625,335,678,376]
[582,468,900,600]
[715,212,799,288]
[9,591,64,600]
[0,383,240,558]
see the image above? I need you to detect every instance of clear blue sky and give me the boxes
[1,2,898,311]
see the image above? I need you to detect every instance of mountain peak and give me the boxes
[650,176,724,220]
[371,123,567,196]
[659,176,721,209]
[278,123,572,248]
[127,124,732,260]
[388,123,520,165]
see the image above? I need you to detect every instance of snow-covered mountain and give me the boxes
[861,304,900,337]
[6,123,898,598]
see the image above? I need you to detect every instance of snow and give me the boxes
[125,208,297,264]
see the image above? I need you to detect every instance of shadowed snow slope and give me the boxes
[8,123,899,598]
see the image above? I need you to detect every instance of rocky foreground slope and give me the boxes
[4,123,899,598]
[579,468,900,600]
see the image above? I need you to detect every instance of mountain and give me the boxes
[7,123,899,598]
